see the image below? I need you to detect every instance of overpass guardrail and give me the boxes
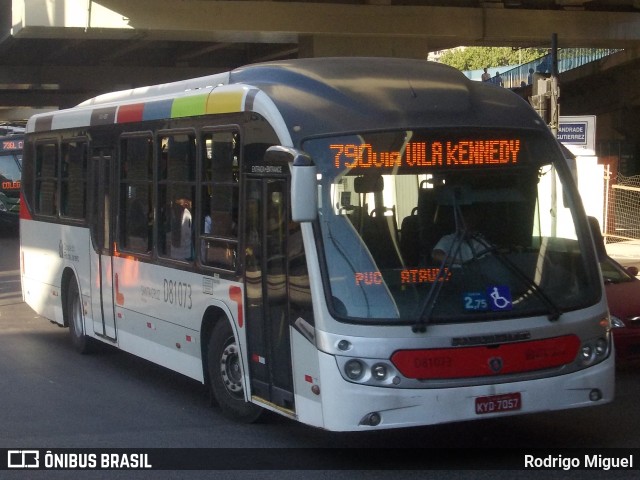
[489,48,621,88]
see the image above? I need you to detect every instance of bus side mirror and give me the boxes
[264,146,318,222]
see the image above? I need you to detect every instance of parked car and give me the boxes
[601,255,640,364]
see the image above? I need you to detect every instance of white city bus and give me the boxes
[19,58,614,431]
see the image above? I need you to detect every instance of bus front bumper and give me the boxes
[314,351,615,432]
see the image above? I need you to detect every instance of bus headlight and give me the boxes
[580,344,594,363]
[579,336,610,366]
[595,338,608,356]
[344,359,365,380]
[337,357,400,386]
[371,363,388,381]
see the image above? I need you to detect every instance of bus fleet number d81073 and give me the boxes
[164,279,192,310]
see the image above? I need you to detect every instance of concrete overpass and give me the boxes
[3,0,640,246]
[2,0,640,121]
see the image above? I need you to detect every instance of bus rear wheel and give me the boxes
[208,321,262,423]
[66,280,93,354]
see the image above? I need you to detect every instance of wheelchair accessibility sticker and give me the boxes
[488,285,512,311]
[463,286,512,312]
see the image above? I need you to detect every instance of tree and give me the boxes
[439,47,547,71]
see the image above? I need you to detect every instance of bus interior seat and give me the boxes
[400,207,419,266]
[353,175,403,269]
[348,176,379,234]
[417,183,451,265]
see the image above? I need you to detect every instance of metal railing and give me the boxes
[487,48,621,88]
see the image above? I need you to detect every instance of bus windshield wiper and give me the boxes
[411,231,465,333]
[412,198,469,333]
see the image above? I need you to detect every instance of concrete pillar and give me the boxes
[298,35,427,59]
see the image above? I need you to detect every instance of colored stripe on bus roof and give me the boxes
[171,93,208,118]
[30,85,253,132]
[206,90,245,114]
[143,99,173,121]
[117,103,144,123]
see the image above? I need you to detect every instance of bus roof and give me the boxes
[26,57,547,145]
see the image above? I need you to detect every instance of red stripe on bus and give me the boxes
[229,286,243,328]
[391,335,581,379]
[19,192,32,220]
[117,103,145,123]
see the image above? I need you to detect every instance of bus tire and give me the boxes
[66,280,93,354]
[208,320,262,423]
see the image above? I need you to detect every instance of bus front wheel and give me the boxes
[207,321,262,423]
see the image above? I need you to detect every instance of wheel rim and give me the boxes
[219,339,243,398]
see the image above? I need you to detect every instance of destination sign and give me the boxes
[331,140,521,170]
[354,268,452,287]
[2,180,20,190]
[2,140,23,150]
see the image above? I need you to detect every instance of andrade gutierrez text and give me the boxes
[525,454,635,471]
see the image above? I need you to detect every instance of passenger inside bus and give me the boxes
[170,197,193,260]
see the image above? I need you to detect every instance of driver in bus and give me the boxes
[432,204,491,265]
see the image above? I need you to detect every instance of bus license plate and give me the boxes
[475,392,521,415]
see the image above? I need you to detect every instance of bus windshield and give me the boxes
[1,136,23,200]
[1,138,23,218]
[0,153,21,184]
[303,128,600,325]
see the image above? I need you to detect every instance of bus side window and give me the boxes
[60,140,87,220]
[35,142,58,217]
[200,131,239,270]
[119,135,153,254]
[157,133,196,261]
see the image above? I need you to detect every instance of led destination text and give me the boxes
[354,268,451,286]
[2,140,23,150]
[331,140,521,170]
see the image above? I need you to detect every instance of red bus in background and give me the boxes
[0,133,23,228]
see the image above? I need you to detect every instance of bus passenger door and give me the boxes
[244,177,295,412]
[89,149,117,340]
